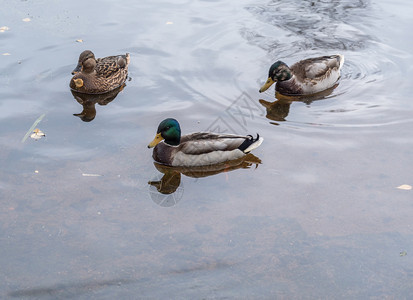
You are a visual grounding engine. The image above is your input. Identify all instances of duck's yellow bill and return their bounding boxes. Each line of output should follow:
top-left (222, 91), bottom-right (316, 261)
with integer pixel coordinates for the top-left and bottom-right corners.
top-left (259, 77), bottom-right (275, 93)
top-left (148, 133), bottom-right (164, 148)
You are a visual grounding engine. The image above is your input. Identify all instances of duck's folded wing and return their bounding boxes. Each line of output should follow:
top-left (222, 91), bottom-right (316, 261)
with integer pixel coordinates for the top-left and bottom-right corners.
top-left (96, 55), bottom-right (128, 78)
top-left (180, 133), bottom-right (247, 155)
top-left (294, 55), bottom-right (341, 80)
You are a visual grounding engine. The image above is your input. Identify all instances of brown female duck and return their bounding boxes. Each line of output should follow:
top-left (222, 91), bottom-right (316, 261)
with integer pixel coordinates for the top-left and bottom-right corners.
top-left (70, 50), bottom-right (130, 94)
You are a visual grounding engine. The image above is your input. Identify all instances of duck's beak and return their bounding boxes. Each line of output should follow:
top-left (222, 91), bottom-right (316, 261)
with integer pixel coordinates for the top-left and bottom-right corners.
top-left (73, 78), bottom-right (84, 88)
top-left (72, 64), bottom-right (82, 75)
top-left (148, 133), bottom-right (164, 148)
top-left (259, 77), bottom-right (275, 93)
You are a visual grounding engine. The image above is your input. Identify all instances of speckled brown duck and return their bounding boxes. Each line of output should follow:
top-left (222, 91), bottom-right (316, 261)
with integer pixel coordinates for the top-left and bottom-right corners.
top-left (70, 50), bottom-right (130, 94)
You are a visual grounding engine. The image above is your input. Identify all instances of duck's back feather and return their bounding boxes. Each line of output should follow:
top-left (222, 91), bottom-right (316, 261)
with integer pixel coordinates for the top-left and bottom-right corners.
top-left (96, 54), bottom-right (130, 78)
top-left (180, 133), bottom-right (248, 154)
top-left (290, 55), bottom-right (343, 81)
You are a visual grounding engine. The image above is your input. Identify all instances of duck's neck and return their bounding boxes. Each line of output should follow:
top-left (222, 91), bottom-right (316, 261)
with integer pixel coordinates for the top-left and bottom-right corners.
top-left (83, 69), bottom-right (96, 76)
top-left (165, 138), bottom-right (180, 146)
top-left (277, 68), bottom-right (293, 82)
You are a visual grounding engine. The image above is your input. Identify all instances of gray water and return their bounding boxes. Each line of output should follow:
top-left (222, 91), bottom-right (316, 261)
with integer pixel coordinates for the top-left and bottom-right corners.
top-left (1, 0), bottom-right (413, 298)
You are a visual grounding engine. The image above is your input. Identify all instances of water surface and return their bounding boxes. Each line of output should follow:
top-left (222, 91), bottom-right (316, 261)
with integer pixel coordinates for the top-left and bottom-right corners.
top-left (1, 0), bottom-right (413, 298)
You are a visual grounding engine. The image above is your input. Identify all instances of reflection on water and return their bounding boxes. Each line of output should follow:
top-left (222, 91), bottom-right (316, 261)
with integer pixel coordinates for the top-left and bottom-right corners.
top-left (259, 98), bottom-right (291, 123)
top-left (148, 154), bottom-right (261, 207)
top-left (259, 84), bottom-right (338, 124)
top-left (71, 84), bottom-right (126, 122)
top-left (148, 171), bottom-right (184, 207)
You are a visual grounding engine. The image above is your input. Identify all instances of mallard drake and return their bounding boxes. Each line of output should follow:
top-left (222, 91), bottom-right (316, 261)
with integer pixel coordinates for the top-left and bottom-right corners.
top-left (259, 54), bottom-right (344, 95)
top-left (70, 50), bottom-right (130, 94)
top-left (147, 118), bottom-right (263, 167)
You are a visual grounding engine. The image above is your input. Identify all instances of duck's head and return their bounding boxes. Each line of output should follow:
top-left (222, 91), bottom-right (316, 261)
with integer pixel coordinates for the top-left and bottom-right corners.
top-left (72, 50), bottom-right (96, 75)
top-left (259, 61), bottom-right (292, 93)
top-left (82, 58), bottom-right (96, 73)
top-left (148, 118), bottom-right (181, 148)
top-left (71, 58), bottom-right (96, 89)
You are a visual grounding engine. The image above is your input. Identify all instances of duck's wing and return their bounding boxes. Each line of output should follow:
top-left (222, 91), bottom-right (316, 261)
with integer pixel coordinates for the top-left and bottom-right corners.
top-left (96, 54), bottom-right (130, 78)
top-left (179, 133), bottom-right (249, 155)
top-left (291, 55), bottom-right (343, 81)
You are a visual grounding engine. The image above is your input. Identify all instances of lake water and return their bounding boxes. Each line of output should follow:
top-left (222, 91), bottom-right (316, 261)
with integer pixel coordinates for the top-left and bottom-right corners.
top-left (1, 0), bottom-right (413, 298)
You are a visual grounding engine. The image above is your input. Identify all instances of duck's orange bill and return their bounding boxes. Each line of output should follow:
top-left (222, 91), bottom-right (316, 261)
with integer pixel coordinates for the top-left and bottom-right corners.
top-left (148, 133), bottom-right (164, 148)
top-left (259, 77), bottom-right (275, 93)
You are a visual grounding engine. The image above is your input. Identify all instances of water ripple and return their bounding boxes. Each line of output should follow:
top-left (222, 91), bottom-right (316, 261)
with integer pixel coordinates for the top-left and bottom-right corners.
top-left (245, 0), bottom-right (376, 53)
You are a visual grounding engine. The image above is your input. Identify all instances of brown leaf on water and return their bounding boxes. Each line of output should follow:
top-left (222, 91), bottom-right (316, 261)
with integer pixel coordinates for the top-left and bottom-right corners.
top-left (76, 39), bottom-right (83, 43)
top-left (22, 113), bottom-right (46, 142)
top-left (396, 184), bottom-right (412, 190)
top-left (30, 128), bottom-right (45, 140)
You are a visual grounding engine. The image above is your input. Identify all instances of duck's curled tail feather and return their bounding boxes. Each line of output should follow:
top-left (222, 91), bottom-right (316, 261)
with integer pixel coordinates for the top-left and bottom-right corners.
top-left (238, 134), bottom-right (264, 153)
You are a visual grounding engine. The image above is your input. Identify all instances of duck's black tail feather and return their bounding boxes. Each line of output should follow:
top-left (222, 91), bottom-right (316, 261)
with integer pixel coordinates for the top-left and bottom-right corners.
top-left (238, 134), bottom-right (264, 153)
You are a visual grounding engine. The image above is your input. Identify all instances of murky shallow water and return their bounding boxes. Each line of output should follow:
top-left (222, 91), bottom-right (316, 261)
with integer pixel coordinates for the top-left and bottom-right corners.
top-left (1, 0), bottom-right (413, 298)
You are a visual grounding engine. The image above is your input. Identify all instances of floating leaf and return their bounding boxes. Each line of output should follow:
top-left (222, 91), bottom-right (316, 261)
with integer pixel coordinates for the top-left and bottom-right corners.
top-left (400, 251), bottom-right (407, 256)
top-left (0, 26), bottom-right (10, 32)
top-left (22, 18), bottom-right (31, 22)
top-left (30, 128), bottom-right (45, 140)
top-left (397, 184), bottom-right (412, 190)
top-left (22, 113), bottom-right (46, 142)
top-left (76, 39), bottom-right (83, 43)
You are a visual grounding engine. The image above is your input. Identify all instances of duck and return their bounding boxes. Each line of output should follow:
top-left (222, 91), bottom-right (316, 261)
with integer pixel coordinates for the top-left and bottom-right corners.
top-left (259, 54), bottom-right (344, 95)
top-left (147, 118), bottom-right (263, 167)
top-left (70, 50), bottom-right (130, 94)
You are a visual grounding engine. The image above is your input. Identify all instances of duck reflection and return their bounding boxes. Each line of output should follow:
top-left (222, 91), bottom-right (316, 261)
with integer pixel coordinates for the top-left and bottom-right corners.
top-left (148, 154), bottom-right (261, 207)
top-left (259, 84), bottom-right (338, 124)
top-left (71, 84), bottom-right (125, 122)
